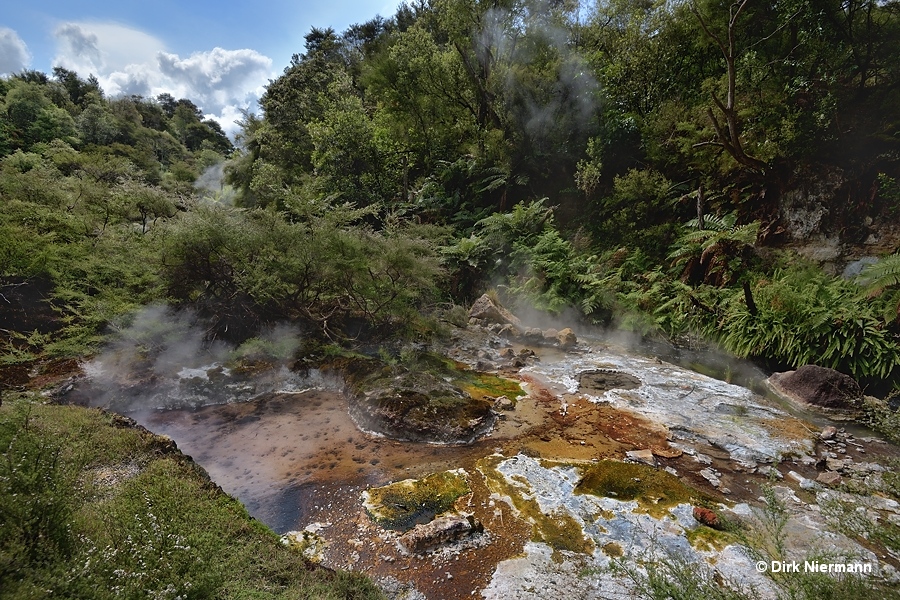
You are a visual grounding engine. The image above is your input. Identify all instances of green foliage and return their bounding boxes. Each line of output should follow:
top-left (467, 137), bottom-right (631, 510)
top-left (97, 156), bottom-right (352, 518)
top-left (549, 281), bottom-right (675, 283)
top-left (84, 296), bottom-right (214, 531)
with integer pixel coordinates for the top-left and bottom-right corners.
top-left (592, 169), bottom-right (681, 258)
top-left (159, 203), bottom-right (445, 338)
top-left (0, 399), bottom-right (386, 599)
top-left (856, 253), bottom-right (900, 322)
top-left (668, 212), bottom-right (761, 286)
top-left (0, 405), bottom-right (74, 579)
top-left (717, 266), bottom-right (900, 381)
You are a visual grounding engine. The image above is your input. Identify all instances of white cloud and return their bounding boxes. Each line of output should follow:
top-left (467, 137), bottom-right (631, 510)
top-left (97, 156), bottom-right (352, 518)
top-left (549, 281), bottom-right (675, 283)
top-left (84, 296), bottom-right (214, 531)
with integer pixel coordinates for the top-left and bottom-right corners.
top-left (0, 27), bottom-right (31, 74)
top-left (52, 21), bottom-right (274, 136)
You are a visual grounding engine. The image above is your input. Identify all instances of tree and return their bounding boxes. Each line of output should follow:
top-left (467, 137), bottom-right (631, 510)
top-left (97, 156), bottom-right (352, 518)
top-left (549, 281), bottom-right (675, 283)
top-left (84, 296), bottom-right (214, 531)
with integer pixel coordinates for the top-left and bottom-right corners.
top-left (690, 0), bottom-right (769, 173)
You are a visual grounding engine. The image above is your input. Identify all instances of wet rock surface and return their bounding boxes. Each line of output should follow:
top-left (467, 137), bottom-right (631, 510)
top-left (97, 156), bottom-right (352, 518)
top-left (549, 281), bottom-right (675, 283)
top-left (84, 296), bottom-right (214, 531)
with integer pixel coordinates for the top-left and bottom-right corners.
top-left (350, 374), bottom-right (496, 444)
top-left (578, 369), bottom-right (641, 393)
top-left (71, 315), bottom-right (900, 599)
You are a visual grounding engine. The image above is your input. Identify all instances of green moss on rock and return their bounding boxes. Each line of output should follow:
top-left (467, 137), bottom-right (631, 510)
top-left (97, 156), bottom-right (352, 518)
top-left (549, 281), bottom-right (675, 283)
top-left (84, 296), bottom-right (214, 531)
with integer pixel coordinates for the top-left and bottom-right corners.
top-left (362, 470), bottom-right (470, 531)
top-left (575, 460), bottom-right (716, 518)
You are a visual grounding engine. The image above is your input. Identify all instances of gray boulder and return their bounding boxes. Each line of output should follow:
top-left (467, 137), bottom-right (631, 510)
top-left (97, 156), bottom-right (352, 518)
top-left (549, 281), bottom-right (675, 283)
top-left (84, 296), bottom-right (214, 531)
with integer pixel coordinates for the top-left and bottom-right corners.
top-left (766, 365), bottom-right (862, 419)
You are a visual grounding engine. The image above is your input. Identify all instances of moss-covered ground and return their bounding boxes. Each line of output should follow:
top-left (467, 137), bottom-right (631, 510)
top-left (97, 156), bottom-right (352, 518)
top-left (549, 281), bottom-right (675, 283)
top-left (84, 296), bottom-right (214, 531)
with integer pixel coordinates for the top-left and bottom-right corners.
top-left (574, 460), bottom-right (718, 518)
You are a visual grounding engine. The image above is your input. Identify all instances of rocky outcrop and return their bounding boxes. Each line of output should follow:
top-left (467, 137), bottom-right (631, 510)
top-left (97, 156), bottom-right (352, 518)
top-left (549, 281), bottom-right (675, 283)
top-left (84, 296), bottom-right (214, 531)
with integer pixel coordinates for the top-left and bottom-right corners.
top-left (350, 371), bottom-right (496, 444)
top-left (469, 294), bottom-right (521, 326)
top-left (399, 514), bottom-right (481, 554)
top-left (334, 356), bottom-right (498, 444)
top-left (766, 365), bottom-right (863, 419)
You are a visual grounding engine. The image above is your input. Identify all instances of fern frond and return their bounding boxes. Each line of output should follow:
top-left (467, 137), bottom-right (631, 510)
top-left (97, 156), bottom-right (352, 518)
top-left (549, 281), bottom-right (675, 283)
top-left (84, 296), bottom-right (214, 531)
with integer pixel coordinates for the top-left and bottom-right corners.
top-left (857, 253), bottom-right (900, 297)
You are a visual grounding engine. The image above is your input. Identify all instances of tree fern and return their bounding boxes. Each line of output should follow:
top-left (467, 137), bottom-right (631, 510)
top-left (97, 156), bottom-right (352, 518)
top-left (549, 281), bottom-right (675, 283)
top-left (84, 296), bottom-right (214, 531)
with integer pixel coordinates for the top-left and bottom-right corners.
top-left (856, 253), bottom-right (900, 322)
top-left (857, 253), bottom-right (900, 297)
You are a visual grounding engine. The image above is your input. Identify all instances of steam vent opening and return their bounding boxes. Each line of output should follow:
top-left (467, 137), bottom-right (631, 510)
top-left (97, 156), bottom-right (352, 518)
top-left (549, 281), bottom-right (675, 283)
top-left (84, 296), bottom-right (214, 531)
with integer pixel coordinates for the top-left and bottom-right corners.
top-left (578, 369), bottom-right (641, 393)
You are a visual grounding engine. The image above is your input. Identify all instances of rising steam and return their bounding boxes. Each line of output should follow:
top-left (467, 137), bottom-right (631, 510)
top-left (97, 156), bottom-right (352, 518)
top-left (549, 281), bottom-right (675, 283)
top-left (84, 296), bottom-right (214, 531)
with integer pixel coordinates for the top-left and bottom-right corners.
top-left (77, 304), bottom-right (316, 413)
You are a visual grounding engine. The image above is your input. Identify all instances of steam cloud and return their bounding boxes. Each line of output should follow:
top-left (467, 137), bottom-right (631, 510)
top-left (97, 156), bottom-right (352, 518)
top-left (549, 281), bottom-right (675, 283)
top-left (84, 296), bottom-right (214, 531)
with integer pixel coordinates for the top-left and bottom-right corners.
top-left (477, 4), bottom-right (600, 150)
top-left (79, 304), bottom-right (308, 414)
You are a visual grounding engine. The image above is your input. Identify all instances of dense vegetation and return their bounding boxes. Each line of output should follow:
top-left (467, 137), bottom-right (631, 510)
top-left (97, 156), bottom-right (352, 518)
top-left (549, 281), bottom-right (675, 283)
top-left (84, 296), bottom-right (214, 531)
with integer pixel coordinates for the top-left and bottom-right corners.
top-left (2, 1), bottom-right (900, 388)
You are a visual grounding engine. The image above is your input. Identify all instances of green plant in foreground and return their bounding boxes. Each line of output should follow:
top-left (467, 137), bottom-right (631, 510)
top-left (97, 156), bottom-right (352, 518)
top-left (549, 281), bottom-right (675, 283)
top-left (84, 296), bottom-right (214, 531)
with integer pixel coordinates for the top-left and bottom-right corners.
top-left (608, 482), bottom-right (900, 600)
top-left (0, 398), bottom-right (385, 600)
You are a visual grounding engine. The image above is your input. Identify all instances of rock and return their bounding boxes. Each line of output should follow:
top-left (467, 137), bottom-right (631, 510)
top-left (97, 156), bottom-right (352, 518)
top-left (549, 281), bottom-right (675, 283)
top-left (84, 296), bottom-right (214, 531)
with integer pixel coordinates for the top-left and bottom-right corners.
top-left (557, 328), bottom-right (577, 349)
top-left (692, 506), bottom-right (724, 530)
top-left (344, 364), bottom-right (496, 444)
top-left (497, 324), bottom-right (521, 339)
top-left (651, 445), bottom-right (683, 459)
top-left (493, 397), bottom-right (515, 411)
top-left (788, 471), bottom-right (815, 490)
top-left (499, 347), bottom-right (516, 359)
top-left (468, 294), bottom-right (521, 327)
top-left (766, 365), bottom-right (862, 418)
top-left (699, 468), bottom-right (721, 488)
top-left (398, 514), bottom-right (479, 554)
top-left (816, 471), bottom-right (841, 486)
top-left (825, 457), bottom-right (846, 471)
top-left (819, 426), bottom-right (838, 440)
top-left (542, 328), bottom-right (559, 340)
top-left (625, 449), bottom-right (656, 466)
top-left (522, 327), bottom-right (544, 343)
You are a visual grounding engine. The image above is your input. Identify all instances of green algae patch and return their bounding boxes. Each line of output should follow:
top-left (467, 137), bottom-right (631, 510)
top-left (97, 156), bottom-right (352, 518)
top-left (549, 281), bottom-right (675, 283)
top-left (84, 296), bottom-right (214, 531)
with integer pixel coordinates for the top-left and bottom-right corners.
top-left (398, 350), bottom-right (524, 404)
top-left (477, 455), bottom-right (594, 560)
top-left (686, 525), bottom-right (737, 552)
top-left (362, 470), bottom-right (470, 531)
top-left (458, 371), bottom-right (524, 404)
top-left (575, 460), bottom-right (715, 518)
top-left (539, 510), bottom-right (595, 560)
top-left (601, 541), bottom-right (624, 558)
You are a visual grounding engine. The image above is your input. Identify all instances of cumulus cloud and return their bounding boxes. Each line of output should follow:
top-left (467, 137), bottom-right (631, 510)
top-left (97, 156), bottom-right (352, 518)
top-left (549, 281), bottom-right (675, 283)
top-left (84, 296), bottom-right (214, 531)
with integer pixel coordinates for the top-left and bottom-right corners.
top-left (0, 27), bottom-right (31, 74)
top-left (52, 21), bottom-right (274, 136)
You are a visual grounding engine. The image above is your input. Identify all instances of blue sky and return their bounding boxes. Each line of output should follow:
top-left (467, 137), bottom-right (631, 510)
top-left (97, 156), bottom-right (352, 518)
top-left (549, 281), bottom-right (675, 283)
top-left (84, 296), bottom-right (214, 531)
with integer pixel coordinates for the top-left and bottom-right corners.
top-left (0, 1), bottom-right (400, 132)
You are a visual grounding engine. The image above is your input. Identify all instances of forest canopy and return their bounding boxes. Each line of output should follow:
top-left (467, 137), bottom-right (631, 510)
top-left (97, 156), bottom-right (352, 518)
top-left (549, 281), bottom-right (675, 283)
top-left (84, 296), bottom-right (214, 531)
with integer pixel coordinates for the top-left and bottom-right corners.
top-left (2, 0), bottom-right (900, 390)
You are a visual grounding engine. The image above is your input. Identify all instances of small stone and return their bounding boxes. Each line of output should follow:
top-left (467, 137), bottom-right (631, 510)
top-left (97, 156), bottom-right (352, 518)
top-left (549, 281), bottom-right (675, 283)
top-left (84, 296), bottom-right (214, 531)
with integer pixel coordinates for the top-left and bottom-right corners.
top-left (692, 506), bottom-right (724, 530)
top-left (700, 468), bottom-right (721, 488)
top-left (694, 453), bottom-right (713, 465)
top-left (819, 426), bottom-right (837, 440)
top-left (825, 457), bottom-right (845, 471)
top-left (816, 471), bottom-right (841, 486)
top-left (625, 449), bottom-right (657, 466)
top-left (493, 397), bottom-right (515, 411)
top-left (651, 446), bottom-right (683, 459)
top-left (398, 514), bottom-right (478, 554)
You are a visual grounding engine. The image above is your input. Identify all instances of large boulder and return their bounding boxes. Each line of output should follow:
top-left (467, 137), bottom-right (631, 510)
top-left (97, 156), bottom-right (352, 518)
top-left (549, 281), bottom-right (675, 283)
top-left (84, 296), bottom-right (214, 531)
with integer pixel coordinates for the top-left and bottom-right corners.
top-left (334, 356), bottom-right (498, 444)
top-left (468, 294), bottom-right (521, 327)
top-left (766, 365), bottom-right (862, 419)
